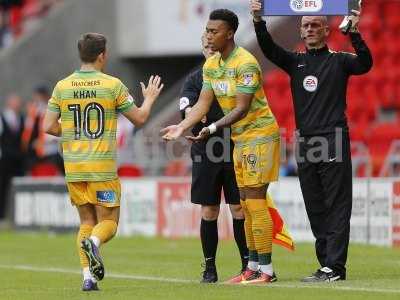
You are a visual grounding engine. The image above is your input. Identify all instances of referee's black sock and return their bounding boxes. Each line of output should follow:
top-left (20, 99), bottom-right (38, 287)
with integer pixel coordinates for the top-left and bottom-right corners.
top-left (233, 218), bottom-right (249, 270)
top-left (200, 219), bottom-right (218, 269)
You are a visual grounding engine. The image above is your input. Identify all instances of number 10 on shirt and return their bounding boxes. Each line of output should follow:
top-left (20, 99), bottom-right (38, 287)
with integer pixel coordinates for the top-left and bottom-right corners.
top-left (68, 102), bottom-right (105, 140)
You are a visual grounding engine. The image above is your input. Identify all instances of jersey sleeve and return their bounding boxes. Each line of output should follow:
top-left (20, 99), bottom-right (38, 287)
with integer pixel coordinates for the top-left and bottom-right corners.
top-left (179, 69), bottom-right (202, 119)
top-left (115, 80), bottom-right (136, 113)
top-left (47, 83), bottom-right (61, 113)
top-left (236, 59), bottom-right (261, 94)
top-left (180, 70), bottom-right (202, 107)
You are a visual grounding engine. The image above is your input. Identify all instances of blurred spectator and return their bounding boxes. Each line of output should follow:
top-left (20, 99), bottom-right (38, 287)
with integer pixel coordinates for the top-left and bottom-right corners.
top-left (0, 93), bottom-right (25, 220)
top-left (116, 113), bottom-right (135, 166)
top-left (23, 0), bottom-right (60, 31)
top-left (22, 85), bottom-right (63, 174)
top-left (391, 162), bottom-right (400, 177)
top-left (0, 0), bottom-right (23, 38)
top-left (0, 0), bottom-right (60, 49)
top-left (280, 146), bottom-right (297, 177)
top-left (0, 7), bottom-right (12, 47)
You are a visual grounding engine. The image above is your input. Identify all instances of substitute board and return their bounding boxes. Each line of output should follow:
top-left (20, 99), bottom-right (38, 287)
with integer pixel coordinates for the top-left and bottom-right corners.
top-left (261, 0), bottom-right (357, 16)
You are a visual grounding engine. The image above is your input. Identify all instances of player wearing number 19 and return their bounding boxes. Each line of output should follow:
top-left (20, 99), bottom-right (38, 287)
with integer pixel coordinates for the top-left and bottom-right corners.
top-left (43, 32), bottom-right (164, 291)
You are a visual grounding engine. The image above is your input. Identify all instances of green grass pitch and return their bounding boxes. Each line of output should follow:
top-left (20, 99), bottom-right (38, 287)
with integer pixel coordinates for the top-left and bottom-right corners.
top-left (0, 232), bottom-right (399, 300)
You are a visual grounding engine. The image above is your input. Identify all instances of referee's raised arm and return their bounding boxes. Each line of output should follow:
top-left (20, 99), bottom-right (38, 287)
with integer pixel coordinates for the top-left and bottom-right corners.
top-left (336, 9), bottom-right (373, 75)
top-left (250, 0), bottom-right (297, 73)
top-left (345, 33), bottom-right (373, 75)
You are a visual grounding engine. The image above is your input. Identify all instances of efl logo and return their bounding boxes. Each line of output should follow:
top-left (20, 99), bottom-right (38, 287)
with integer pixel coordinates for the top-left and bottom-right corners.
top-left (303, 75), bottom-right (318, 92)
top-left (290, 0), bottom-right (323, 13)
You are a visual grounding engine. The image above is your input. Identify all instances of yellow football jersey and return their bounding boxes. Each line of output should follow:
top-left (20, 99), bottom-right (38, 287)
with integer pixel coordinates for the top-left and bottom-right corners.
top-left (47, 70), bottom-right (135, 182)
top-left (202, 46), bottom-right (279, 144)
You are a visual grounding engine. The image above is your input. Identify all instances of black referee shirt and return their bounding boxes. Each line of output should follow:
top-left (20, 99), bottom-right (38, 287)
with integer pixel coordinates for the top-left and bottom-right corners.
top-left (179, 66), bottom-right (234, 156)
top-left (254, 20), bottom-right (373, 136)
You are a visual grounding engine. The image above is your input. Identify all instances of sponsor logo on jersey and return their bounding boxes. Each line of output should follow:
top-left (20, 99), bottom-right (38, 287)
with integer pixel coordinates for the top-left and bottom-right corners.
top-left (290, 0), bottom-right (323, 13)
top-left (226, 68), bottom-right (235, 77)
top-left (214, 81), bottom-right (228, 94)
top-left (303, 75), bottom-right (318, 92)
top-left (97, 191), bottom-right (116, 203)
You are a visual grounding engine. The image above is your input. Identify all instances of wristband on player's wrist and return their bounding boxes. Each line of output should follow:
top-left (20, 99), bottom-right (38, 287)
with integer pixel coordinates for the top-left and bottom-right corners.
top-left (208, 123), bottom-right (217, 134)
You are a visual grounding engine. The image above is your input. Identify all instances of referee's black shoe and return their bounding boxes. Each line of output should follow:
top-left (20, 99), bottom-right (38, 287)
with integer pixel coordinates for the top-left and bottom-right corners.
top-left (201, 264), bottom-right (218, 283)
top-left (301, 267), bottom-right (345, 283)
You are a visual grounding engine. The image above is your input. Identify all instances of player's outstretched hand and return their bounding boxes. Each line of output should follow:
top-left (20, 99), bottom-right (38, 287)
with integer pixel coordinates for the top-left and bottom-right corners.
top-left (161, 124), bottom-right (184, 141)
top-left (250, 0), bottom-right (262, 22)
top-left (141, 75), bottom-right (164, 102)
top-left (185, 127), bottom-right (210, 142)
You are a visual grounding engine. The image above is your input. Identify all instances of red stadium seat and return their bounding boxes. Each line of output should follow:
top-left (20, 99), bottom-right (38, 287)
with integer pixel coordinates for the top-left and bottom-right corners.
top-left (163, 160), bottom-right (190, 177)
top-left (118, 164), bottom-right (144, 177)
top-left (30, 163), bottom-right (60, 177)
top-left (349, 123), bottom-right (367, 142)
top-left (281, 117), bottom-right (296, 143)
top-left (367, 123), bottom-right (400, 176)
top-left (384, 3), bottom-right (400, 30)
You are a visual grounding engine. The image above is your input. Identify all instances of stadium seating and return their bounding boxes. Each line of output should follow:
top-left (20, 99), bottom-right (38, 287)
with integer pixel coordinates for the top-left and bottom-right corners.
top-left (118, 164), bottom-right (144, 178)
top-left (30, 162), bottom-right (60, 177)
top-left (0, 0), bottom-right (60, 48)
top-left (263, 0), bottom-right (400, 176)
top-left (163, 159), bottom-right (190, 177)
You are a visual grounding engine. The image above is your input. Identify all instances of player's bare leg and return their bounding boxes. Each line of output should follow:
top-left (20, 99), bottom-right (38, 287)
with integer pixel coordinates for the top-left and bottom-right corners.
top-left (81, 206), bottom-right (120, 281)
top-left (200, 205), bottom-right (220, 283)
top-left (76, 204), bottom-right (99, 291)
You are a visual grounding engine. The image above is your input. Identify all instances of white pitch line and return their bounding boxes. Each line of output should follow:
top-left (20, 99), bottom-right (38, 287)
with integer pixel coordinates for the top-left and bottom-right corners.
top-left (0, 264), bottom-right (194, 284)
top-left (0, 264), bottom-right (399, 294)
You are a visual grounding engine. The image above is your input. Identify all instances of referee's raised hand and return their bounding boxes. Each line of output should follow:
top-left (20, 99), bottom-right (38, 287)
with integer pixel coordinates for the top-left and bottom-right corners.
top-left (250, 0), bottom-right (263, 22)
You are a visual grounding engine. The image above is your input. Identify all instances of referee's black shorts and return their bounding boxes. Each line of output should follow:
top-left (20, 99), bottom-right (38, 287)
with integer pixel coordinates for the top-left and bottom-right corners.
top-left (190, 153), bottom-right (240, 206)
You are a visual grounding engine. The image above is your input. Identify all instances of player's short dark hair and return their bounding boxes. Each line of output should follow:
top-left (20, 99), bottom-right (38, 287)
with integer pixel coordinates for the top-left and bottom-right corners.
top-left (78, 33), bottom-right (107, 63)
top-left (209, 9), bottom-right (239, 33)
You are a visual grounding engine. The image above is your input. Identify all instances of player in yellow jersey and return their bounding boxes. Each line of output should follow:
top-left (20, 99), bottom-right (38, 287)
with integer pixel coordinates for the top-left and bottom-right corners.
top-left (162, 9), bottom-right (283, 284)
top-left (43, 33), bottom-right (164, 291)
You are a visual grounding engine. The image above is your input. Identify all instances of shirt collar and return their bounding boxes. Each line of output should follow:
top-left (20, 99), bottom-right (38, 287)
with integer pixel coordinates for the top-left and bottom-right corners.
top-left (306, 45), bottom-right (329, 56)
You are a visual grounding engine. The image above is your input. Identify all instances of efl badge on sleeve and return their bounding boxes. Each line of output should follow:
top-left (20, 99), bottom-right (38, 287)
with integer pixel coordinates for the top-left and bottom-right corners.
top-left (261, 0), bottom-right (352, 16)
top-left (244, 73), bottom-right (254, 86)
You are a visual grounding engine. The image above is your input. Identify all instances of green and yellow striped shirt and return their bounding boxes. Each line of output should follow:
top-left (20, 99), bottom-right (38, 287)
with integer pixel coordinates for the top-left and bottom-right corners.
top-left (47, 70), bottom-right (135, 182)
top-left (202, 47), bottom-right (279, 144)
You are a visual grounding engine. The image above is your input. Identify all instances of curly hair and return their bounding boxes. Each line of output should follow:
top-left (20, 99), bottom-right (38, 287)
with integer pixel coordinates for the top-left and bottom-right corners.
top-left (209, 9), bottom-right (239, 33)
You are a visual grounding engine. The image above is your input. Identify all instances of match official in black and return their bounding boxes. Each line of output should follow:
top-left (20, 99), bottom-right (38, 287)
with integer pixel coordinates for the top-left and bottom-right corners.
top-left (179, 35), bottom-right (248, 283)
top-left (250, 0), bottom-right (372, 282)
